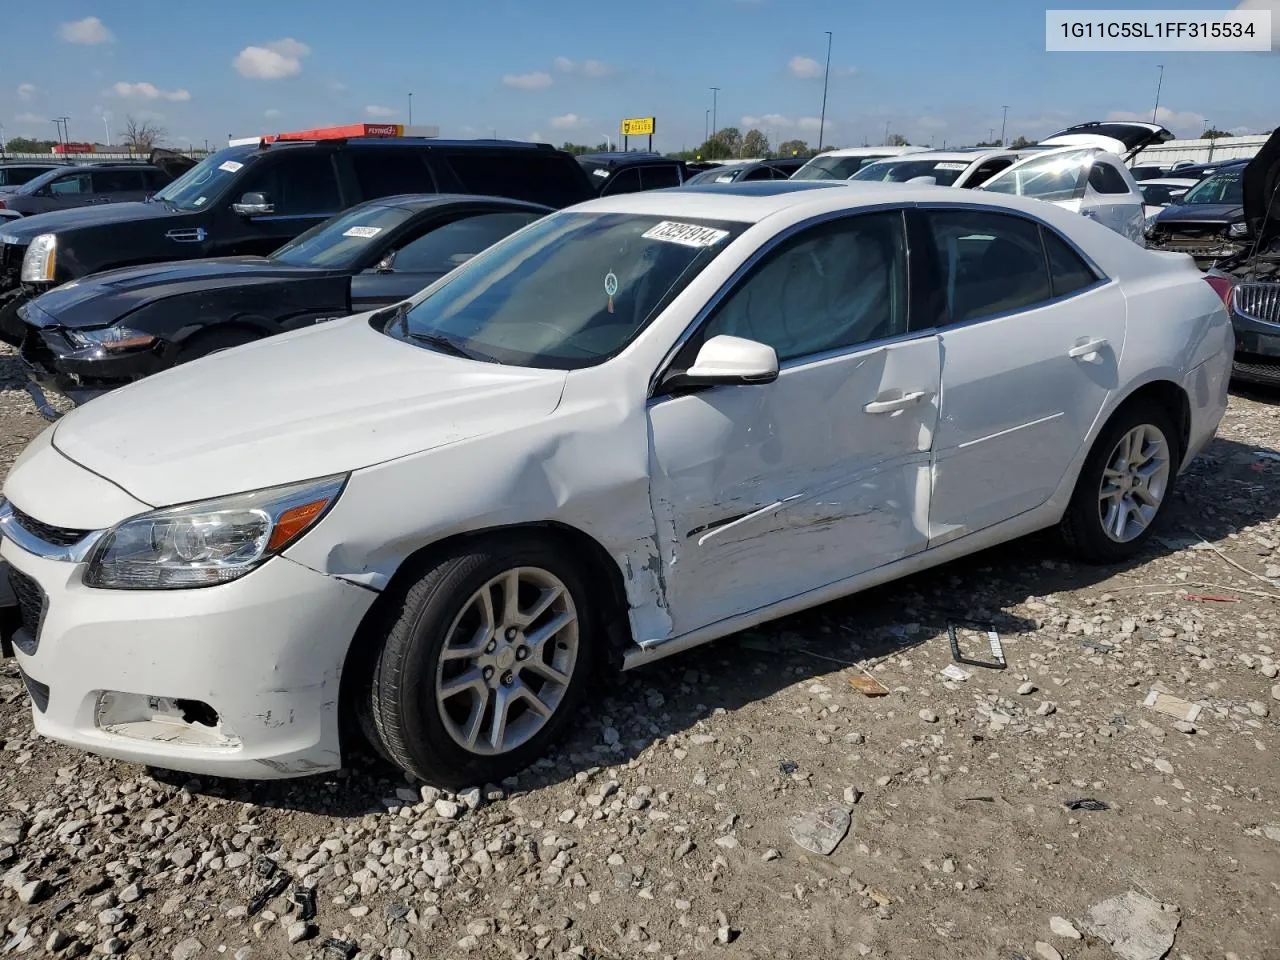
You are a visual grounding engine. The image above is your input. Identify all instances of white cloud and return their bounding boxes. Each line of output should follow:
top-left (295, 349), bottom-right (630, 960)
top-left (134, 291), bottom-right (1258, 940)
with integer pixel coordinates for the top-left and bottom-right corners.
top-left (502, 71), bottom-right (553, 90)
top-left (1235, 0), bottom-right (1280, 50)
top-left (329, 81), bottom-right (346, 92)
top-left (233, 38), bottom-right (311, 80)
top-left (554, 57), bottom-right (612, 78)
top-left (264, 108), bottom-right (282, 119)
top-left (14, 112), bottom-right (45, 125)
top-left (1107, 106), bottom-right (1206, 137)
top-left (788, 56), bottom-right (823, 79)
top-left (530, 131), bottom-right (545, 141)
top-left (742, 113), bottom-right (793, 128)
top-left (17, 84), bottom-right (36, 101)
top-left (111, 81), bottom-right (191, 102)
top-left (59, 17), bottom-right (114, 45)
top-left (550, 113), bottom-right (585, 130)
top-left (365, 105), bottom-right (396, 118)
top-left (795, 116), bottom-right (825, 132)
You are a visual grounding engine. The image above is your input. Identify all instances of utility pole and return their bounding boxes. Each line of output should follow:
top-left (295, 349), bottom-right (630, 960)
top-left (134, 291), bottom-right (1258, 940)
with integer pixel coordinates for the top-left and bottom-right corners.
top-left (817, 31), bottom-right (832, 153)
top-left (883, 120), bottom-right (890, 146)
top-left (1000, 105), bottom-right (1009, 146)
top-left (0, 124), bottom-right (6, 158)
top-left (103, 114), bottom-right (111, 147)
top-left (1151, 64), bottom-right (1164, 124)
top-left (704, 110), bottom-right (709, 145)
top-left (988, 127), bottom-right (994, 144)
top-left (710, 87), bottom-right (720, 144)
top-left (408, 92), bottom-right (413, 126)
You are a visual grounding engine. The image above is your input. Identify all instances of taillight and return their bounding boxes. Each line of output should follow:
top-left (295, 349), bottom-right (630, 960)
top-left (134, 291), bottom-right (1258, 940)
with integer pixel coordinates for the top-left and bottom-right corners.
top-left (1204, 274), bottom-right (1234, 310)
top-left (0, 200), bottom-right (7, 210)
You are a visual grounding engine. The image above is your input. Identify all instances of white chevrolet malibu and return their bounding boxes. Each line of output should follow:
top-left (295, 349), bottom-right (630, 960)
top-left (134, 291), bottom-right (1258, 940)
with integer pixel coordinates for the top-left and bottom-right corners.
top-left (0, 181), bottom-right (1232, 786)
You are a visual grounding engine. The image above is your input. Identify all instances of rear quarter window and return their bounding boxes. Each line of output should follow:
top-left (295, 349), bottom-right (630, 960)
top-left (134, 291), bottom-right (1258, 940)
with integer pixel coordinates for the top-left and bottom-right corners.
top-left (443, 152), bottom-right (590, 208)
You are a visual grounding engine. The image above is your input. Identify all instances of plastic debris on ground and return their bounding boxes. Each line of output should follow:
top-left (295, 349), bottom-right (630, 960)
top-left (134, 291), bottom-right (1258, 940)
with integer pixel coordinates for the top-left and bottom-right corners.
top-left (948, 622), bottom-right (1007, 670)
top-left (1143, 685), bottom-right (1203, 723)
top-left (941, 664), bottom-right (972, 682)
top-left (1062, 797), bottom-right (1110, 812)
top-left (849, 673), bottom-right (890, 697)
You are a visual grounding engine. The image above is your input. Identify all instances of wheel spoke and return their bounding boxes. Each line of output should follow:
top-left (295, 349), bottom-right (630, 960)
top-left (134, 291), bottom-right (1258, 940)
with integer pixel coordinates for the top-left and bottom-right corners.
top-left (488, 684), bottom-right (515, 751)
top-left (515, 681), bottom-right (554, 718)
top-left (518, 584), bottom-right (564, 628)
top-left (460, 693), bottom-right (488, 748)
top-left (438, 667), bottom-right (486, 702)
top-left (501, 569), bottom-right (521, 625)
top-left (525, 610), bottom-right (576, 650)
top-left (1111, 498), bottom-right (1130, 539)
top-left (522, 658), bottom-right (571, 687)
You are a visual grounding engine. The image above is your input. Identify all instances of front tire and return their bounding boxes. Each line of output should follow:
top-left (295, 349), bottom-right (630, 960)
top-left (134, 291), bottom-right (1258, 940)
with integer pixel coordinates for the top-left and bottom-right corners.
top-left (361, 535), bottom-right (597, 787)
top-left (1060, 401), bottom-right (1181, 563)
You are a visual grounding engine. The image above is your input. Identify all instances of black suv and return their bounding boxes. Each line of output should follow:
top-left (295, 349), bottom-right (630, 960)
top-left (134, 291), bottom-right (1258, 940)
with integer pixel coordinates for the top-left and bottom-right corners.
top-left (0, 162), bottom-right (65, 192)
top-left (0, 137), bottom-right (595, 345)
top-left (0, 162), bottom-right (176, 219)
top-left (576, 152), bottom-right (688, 195)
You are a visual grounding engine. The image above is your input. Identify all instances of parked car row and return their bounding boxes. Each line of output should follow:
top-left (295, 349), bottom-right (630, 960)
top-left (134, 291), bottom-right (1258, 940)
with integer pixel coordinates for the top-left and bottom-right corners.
top-left (0, 173), bottom-right (1235, 784)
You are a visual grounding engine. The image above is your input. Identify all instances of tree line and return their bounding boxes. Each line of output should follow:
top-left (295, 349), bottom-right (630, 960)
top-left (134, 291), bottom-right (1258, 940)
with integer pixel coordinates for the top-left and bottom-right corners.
top-left (2, 117), bottom-right (168, 154)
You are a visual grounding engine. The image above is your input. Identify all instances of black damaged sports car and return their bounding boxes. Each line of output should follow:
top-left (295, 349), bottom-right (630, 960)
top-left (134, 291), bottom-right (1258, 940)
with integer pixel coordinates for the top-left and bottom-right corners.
top-left (19, 194), bottom-right (548, 405)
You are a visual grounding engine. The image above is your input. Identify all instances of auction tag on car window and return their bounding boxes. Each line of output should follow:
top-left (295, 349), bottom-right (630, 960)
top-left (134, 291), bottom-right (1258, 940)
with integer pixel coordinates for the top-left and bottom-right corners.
top-left (343, 226), bottom-right (382, 239)
top-left (219, 160), bottom-right (244, 173)
top-left (642, 220), bottom-right (730, 248)
top-left (934, 162), bottom-right (968, 171)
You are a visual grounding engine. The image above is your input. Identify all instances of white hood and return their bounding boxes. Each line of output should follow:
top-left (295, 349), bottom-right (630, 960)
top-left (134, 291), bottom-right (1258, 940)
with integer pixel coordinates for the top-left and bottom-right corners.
top-left (51, 316), bottom-right (568, 506)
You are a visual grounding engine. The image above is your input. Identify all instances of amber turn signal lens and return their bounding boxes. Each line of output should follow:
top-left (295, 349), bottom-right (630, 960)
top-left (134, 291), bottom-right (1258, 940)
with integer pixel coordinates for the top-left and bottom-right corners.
top-left (267, 499), bottom-right (330, 552)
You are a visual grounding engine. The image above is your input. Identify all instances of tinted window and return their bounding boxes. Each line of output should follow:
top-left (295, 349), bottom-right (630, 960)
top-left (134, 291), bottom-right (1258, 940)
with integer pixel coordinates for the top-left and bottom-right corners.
top-left (1042, 228), bottom-right (1099, 298)
top-left (700, 212), bottom-right (908, 362)
top-left (927, 210), bottom-right (1051, 324)
top-left (445, 153), bottom-right (587, 208)
top-left (92, 169), bottom-right (147, 193)
top-left (392, 211), bottom-right (542, 273)
top-left (142, 169), bottom-right (171, 191)
top-left (49, 173), bottom-right (91, 196)
top-left (350, 149), bottom-right (434, 200)
top-left (239, 154), bottom-right (341, 216)
top-left (600, 168), bottom-right (643, 196)
top-left (966, 157), bottom-right (1014, 187)
top-left (742, 166), bottom-right (775, 182)
top-left (0, 167), bottom-right (53, 187)
top-left (641, 165), bottom-right (682, 190)
top-left (394, 212), bottom-right (746, 369)
top-left (1089, 162), bottom-right (1132, 195)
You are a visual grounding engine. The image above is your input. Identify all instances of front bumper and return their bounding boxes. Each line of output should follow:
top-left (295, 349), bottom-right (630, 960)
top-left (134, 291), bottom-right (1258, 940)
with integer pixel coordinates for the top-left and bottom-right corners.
top-left (0, 537), bottom-right (377, 779)
top-left (20, 323), bottom-right (170, 402)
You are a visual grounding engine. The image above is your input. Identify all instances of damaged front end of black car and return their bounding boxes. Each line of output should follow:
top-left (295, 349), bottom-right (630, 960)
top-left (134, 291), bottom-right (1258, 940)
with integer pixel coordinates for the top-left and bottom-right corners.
top-left (1205, 127), bottom-right (1280, 388)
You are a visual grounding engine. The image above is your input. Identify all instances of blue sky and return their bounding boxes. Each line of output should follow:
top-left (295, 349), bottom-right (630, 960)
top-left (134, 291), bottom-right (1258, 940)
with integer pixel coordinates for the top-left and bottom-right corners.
top-left (2, 1), bottom-right (1276, 153)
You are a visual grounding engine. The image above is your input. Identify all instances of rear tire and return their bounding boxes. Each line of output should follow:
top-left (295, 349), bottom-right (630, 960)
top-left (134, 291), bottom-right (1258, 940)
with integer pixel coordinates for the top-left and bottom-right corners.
top-left (360, 535), bottom-right (598, 787)
top-left (1060, 400), bottom-right (1181, 564)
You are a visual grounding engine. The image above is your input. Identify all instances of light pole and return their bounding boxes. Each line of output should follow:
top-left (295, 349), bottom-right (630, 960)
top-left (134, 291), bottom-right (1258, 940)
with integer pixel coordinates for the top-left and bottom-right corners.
top-left (710, 87), bottom-right (720, 144)
top-left (408, 92), bottom-right (413, 126)
top-left (704, 110), bottom-right (709, 145)
top-left (1151, 64), bottom-right (1164, 124)
top-left (103, 114), bottom-right (111, 147)
top-left (0, 124), bottom-right (6, 158)
top-left (817, 31), bottom-right (832, 153)
top-left (883, 119), bottom-right (890, 146)
top-left (1000, 105), bottom-right (1009, 146)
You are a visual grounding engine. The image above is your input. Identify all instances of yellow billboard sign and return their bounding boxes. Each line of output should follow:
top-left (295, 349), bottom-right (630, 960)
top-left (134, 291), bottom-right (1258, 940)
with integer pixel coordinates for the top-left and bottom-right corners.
top-left (621, 116), bottom-right (656, 136)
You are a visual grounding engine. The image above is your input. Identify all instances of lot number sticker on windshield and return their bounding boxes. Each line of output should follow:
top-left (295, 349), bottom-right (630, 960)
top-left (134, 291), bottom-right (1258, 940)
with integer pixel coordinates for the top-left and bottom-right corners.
top-left (935, 162), bottom-right (968, 171)
top-left (642, 221), bottom-right (730, 248)
top-left (343, 226), bottom-right (383, 239)
top-left (218, 160), bottom-right (244, 173)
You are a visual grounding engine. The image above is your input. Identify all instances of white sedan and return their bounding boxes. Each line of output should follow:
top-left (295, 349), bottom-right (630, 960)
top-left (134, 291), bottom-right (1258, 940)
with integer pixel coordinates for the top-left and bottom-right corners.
top-left (0, 180), bottom-right (1233, 785)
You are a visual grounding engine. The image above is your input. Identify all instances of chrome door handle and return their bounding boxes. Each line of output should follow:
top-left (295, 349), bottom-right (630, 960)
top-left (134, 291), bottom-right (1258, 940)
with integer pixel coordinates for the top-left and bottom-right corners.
top-left (1068, 338), bottom-right (1109, 360)
top-left (863, 390), bottom-right (927, 414)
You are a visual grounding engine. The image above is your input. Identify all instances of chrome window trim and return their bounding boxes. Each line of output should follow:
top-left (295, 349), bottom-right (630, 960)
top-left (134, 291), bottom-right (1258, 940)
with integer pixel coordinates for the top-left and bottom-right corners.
top-left (0, 501), bottom-right (106, 563)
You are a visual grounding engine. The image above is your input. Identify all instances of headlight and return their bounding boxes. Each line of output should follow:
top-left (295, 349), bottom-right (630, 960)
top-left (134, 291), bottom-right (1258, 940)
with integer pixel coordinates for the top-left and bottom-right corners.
top-left (84, 475), bottom-right (347, 590)
top-left (66, 326), bottom-right (157, 352)
top-left (20, 234), bottom-right (57, 282)
top-left (1228, 222), bottom-right (1249, 239)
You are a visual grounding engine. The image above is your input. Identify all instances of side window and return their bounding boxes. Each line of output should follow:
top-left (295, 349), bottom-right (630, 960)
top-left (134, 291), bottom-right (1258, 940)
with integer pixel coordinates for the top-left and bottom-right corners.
top-left (443, 153), bottom-right (587, 208)
top-left (238, 154), bottom-right (341, 216)
top-left (1089, 162), bottom-right (1132, 195)
top-left (143, 169), bottom-right (171, 191)
top-left (1041, 228), bottom-right (1100, 298)
top-left (390, 211), bottom-right (541, 273)
top-left (742, 166), bottom-right (775, 182)
top-left (350, 150), bottom-right (434, 200)
top-left (965, 157), bottom-right (1014, 188)
top-left (49, 173), bottom-right (91, 196)
top-left (640, 165), bottom-right (681, 190)
top-left (600, 168), bottom-right (643, 196)
top-left (698, 211), bottom-right (908, 363)
top-left (92, 170), bottom-right (147, 193)
top-left (926, 210), bottom-right (1052, 324)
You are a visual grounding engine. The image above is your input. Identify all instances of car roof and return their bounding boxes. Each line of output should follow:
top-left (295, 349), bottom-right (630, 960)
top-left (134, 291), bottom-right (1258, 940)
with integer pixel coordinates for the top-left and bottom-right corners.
top-left (1140, 177), bottom-right (1200, 187)
top-left (576, 152), bottom-right (677, 167)
top-left (355, 193), bottom-right (554, 215)
top-left (862, 150), bottom-right (1010, 164)
top-left (253, 137), bottom-right (563, 154)
top-left (812, 146), bottom-right (925, 157)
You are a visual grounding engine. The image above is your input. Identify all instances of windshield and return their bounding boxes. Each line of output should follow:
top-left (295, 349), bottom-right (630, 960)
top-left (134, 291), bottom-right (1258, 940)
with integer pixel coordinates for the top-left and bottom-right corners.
top-left (389, 211), bottom-right (747, 369)
top-left (792, 155), bottom-right (890, 181)
top-left (151, 148), bottom-right (252, 211)
top-left (979, 149), bottom-right (1091, 202)
top-left (687, 167), bottom-right (742, 184)
top-left (272, 204), bottom-right (413, 268)
top-left (14, 167), bottom-right (72, 196)
top-left (1178, 169), bottom-right (1243, 206)
top-left (852, 159), bottom-right (969, 186)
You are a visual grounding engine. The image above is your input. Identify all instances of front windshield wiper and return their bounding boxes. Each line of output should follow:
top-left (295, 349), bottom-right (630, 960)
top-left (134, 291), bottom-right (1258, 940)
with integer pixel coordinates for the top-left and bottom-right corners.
top-left (404, 331), bottom-right (496, 363)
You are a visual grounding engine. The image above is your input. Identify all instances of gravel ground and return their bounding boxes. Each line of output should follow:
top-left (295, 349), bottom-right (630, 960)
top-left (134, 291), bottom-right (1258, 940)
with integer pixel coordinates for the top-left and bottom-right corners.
top-left (0, 346), bottom-right (1278, 960)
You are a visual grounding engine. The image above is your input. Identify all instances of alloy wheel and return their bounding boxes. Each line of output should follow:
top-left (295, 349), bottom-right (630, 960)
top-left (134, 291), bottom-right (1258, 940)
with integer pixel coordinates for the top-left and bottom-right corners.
top-left (1098, 423), bottom-right (1171, 543)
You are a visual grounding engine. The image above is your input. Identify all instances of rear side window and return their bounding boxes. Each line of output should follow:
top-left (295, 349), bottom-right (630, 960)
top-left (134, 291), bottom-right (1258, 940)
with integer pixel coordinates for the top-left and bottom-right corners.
top-left (600, 168), bottom-right (643, 196)
top-left (1089, 162), bottom-right (1132, 195)
top-left (350, 150), bottom-right (434, 200)
top-left (49, 173), bottom-right (91, 195)
top-left (742, 166), bottom-right (775, 182)
top-left (926, 210), bottom-right (1052, 324)
top-left (641, 165), bottom-right (681, 190)
top-left (92, 170), bottom-right (147, 193)
top-left (391, 211), bottom-right (542, 273)
top-left (966, 157), bottom-right (1014, 187)
top-left (1041, 228), bottom-right (1099, 298)
top-left (443, 153), bottom-right (588, 208)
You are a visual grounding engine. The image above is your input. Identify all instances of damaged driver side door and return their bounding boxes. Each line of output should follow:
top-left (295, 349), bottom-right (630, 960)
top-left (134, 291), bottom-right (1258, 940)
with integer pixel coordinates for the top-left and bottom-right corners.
top-left (646, 210), bottom-right (941, 638)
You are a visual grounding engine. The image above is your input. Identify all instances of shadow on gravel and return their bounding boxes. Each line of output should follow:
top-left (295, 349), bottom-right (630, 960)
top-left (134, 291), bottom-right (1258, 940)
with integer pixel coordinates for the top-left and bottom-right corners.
top-left (151, 435), bottom-right (1280, 813)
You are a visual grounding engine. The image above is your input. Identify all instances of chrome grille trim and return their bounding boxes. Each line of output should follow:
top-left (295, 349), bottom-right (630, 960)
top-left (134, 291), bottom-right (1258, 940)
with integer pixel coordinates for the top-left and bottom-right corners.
top-left (0, 500), bottom-right (106, 562)
top-left (1233, 282), bottom-right (1280, 326)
